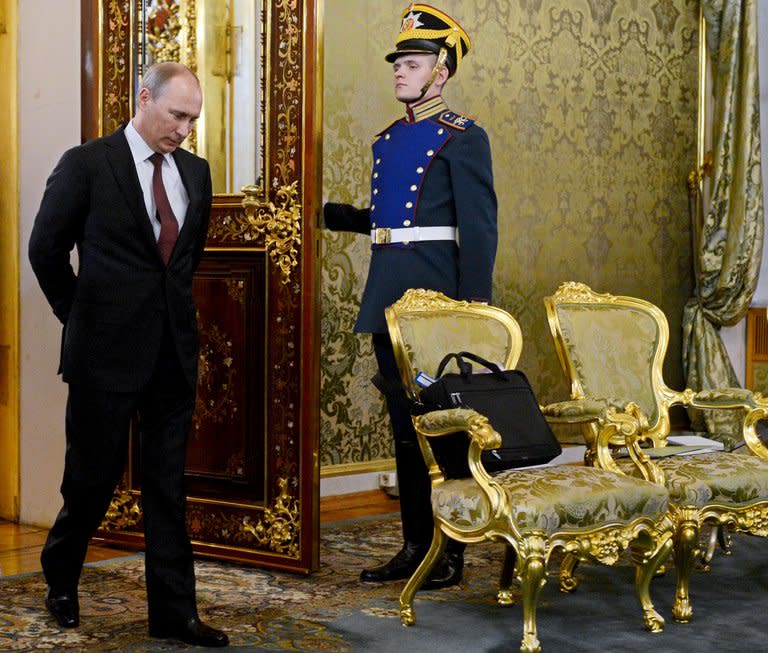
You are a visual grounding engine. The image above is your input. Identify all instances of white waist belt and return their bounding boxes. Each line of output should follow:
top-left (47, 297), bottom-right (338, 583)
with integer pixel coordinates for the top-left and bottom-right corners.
top-left (370, 226), bottom-right (457, 245)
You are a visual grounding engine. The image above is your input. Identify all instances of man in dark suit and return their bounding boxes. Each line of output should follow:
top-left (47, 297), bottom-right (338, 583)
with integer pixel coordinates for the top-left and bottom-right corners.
top-left (324, 5), bottom-right (497, 589)
top-left (28, 62), bottom-right (228, 647)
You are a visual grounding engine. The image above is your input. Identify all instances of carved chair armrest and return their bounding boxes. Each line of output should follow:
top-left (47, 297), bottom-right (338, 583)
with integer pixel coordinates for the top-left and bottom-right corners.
top-left (591, 403), bottom-right (666, 486)
top-left (541, 396), bottom-right (643, 465)
top-left (412, 407), bottom-right (501, 487)
top-left (741, 403), bottom-right (768, 460)
top-left (541, 397), bottom-right (625, 424)
top-left (690, 387), bottom-right (758, 407)
top-left (687, 389), bottom-right (768, 460)
top-left (653, 386), bottom-right (758, 421)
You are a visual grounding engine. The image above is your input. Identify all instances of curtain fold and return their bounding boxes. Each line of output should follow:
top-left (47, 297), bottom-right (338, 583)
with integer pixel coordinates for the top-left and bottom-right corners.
top-left (682, 0), bottom-right (763, 442)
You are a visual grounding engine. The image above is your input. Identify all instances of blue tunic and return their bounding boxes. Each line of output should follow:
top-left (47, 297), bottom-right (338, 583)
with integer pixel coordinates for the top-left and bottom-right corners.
top-left (368, 118), bottom-right (452, 242)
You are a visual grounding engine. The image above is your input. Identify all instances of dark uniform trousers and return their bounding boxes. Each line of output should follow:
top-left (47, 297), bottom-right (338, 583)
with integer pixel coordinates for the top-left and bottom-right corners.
top-left (373, 332), bottom-right (464, 557)
top-left (41, 322), bottom-right (198, 626)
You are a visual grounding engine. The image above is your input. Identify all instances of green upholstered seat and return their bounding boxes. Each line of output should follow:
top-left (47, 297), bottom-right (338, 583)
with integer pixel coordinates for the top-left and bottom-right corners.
top-left (433, 464), bottom-right (668, 537)
top-left (617, 452), bottom-right (768, 507)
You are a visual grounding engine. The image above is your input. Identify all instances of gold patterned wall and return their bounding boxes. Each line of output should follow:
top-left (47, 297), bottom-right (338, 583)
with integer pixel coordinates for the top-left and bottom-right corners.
top-left (321, 0), bottom-right (699, 467)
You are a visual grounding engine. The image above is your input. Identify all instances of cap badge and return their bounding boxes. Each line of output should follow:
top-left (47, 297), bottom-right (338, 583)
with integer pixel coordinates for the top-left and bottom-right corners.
top-left (401, 10), bottom-right (424, 32)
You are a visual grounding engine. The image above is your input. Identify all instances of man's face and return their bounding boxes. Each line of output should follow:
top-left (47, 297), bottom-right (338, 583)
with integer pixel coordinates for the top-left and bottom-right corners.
top-left (392, 53), bottom-right (439, 103)
top-left (135, 72), bottom-right (202, 154)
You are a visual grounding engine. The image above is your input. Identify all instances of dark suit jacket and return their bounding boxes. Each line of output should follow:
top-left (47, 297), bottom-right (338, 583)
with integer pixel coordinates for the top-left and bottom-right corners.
top-left (29, 126), bottom-right (212, 392)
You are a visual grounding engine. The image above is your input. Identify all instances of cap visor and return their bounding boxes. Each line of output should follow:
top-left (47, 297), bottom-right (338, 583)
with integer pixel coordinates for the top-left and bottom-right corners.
top-left (385, 48), bottom-right (439, 63)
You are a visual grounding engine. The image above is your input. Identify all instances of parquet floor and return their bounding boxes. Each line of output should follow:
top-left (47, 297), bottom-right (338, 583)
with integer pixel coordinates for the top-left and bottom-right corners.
top-left (0, 489), bottom-right (398, 577)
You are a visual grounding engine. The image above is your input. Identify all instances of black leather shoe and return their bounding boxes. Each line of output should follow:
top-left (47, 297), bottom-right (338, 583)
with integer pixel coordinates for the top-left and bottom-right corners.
top-left (149, 617), bottom-right (229, 647)
top-left (45, 589), bottom-right (79, 628)
top-left (421, 551), bottom-right (463, 590)
top-left (360, 542), bottom-right (428, 582)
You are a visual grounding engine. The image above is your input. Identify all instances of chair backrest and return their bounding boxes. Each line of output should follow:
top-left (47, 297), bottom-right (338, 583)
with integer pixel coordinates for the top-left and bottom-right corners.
top-left (544, 282), bottom-right (673, 441)
top-left (385, 289), bottom-right (523, 401)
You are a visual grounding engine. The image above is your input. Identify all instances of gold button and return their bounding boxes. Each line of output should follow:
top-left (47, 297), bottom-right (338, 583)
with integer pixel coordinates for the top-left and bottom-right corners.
top-left (373, 188), bottom-right (378, 195)
top-left (427, 149), bottom-right (434, 156)
top-left (373, 172), bottom-right (379, 179)
top-left (405, 201), bottom-right (413, 209)
top-left (385, 134), bottom-right (391, 140)
top-left (371, 204), bottom-right (376, 211)
top-left (438, 128), bottom-right (444, 135)
top-left (410, 184), bottom-right (417, 191)
top-left (376, 158), bottom-right (381, 165)
top-left (417, 166), bottom-right (424, 173)
top-left (372, 222), bottom-right (377, 227)
top-left (403, 219), bottom-right (411, 226)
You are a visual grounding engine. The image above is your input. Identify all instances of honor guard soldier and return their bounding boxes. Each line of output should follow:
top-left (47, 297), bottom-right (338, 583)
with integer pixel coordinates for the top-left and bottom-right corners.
top-left (324, 4), bottom-right (498, 588)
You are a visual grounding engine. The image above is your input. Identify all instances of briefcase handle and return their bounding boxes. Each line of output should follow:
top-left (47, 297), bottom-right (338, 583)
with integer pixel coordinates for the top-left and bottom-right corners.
top-left (435, 351), bottom-right (509, 382)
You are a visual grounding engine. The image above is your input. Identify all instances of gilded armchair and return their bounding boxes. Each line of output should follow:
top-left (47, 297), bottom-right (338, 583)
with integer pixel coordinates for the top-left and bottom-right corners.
top-left (387, 289), bottom-right (674, 653)
top-left (544, 281), bottom-right (768, 623)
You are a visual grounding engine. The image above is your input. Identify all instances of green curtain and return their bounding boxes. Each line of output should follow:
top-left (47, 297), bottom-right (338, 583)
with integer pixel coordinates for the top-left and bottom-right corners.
top-left (682, 0), bottom-right (764, 442)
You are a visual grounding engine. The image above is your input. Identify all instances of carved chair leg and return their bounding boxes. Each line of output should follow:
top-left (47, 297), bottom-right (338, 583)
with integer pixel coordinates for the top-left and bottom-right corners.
top-left (698, 523), bottom-right (732, 570)
top-left (497, 543), bottom-right (518, 606)
top-left (697, 524), bottom-right (718, 570)
top-left (399, 526), bottom-right (446, 626)
top-left (717, 523), bottom-right (732, 554)
top-left (631, 530), bottom-right (672, 633)
top-left (558, 552), bottom-right (580, 593)
top-left (671, 511), bottom-right (700, 623)
top-left (518, 536), bottom-right (547, 653)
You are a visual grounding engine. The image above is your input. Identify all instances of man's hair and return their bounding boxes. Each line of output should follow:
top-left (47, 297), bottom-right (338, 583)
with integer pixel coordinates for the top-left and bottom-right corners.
top-left (140, 62), bottom-right (199, 98)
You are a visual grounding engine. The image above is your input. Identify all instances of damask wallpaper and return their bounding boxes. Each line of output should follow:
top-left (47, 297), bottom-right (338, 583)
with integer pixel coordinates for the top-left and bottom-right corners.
top-left (320, 0), bottom-right (699, 469)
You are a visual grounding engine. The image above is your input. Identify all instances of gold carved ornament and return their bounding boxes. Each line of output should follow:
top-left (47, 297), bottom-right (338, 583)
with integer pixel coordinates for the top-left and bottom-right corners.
top-left (145, 0), bottom-right (182, 63)
top-left (242, 182), bottom-right (302, 285)
top-left (240, 477), bottom-right (301, 557)
top-left (100, 485), bottom-right (142, 531)
top-left (102, 476), bottom-right (301, 558)
top-left (103, 0), bottom-right (132, 135)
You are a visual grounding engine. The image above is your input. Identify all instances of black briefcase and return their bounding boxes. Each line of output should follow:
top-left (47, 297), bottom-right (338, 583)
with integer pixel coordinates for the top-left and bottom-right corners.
top-left (417, 351), bottom-right (562, 473)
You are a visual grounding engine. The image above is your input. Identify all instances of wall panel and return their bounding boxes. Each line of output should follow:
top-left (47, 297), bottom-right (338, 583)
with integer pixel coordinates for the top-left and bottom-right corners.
top-left (321, 0), bottom-right (698, 467)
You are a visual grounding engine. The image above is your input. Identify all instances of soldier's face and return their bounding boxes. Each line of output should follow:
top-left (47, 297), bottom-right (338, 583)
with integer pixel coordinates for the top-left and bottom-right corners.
top-left (392, 53), bottom-right (441, 103)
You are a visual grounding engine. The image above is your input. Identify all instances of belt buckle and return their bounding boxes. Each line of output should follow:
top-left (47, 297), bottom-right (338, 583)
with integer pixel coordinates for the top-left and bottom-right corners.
top-left (373, 227), bottom-right (391, 245)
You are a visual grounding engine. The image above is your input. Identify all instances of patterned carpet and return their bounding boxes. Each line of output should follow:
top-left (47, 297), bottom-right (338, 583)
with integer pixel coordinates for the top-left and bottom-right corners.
top-left (1, 515), bottom-right (767, 652)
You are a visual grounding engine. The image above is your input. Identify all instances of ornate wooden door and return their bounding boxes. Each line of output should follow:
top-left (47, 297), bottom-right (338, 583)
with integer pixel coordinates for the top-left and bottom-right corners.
top-left (81, 0), bottom-right (321, 573)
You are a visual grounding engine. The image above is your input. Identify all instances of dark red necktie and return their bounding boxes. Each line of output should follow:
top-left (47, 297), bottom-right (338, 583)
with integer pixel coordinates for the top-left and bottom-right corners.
top-left (149, 152), bottom-right (179, 264)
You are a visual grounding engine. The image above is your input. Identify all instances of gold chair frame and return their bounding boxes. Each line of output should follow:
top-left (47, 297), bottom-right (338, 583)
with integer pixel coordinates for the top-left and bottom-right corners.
top-left (544, 281), bottom-right (768, 623)
top-left (387, 289), bottom-right (674, 653)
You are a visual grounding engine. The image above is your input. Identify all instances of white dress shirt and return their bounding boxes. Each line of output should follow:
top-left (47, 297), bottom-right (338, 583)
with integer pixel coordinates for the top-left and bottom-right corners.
top-left (124, 121), bottom-right (189, 238)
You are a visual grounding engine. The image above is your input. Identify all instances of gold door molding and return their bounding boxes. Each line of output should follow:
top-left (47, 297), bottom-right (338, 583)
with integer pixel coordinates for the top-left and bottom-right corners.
top-left (81, 0), bottom-right (322, 573)
top-left (0, 0), bottom-right (20, 520)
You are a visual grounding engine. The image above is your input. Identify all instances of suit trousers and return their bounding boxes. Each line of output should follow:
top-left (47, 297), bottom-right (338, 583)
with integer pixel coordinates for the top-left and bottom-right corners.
top-left (41, 324), bottom-right (198, 626)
